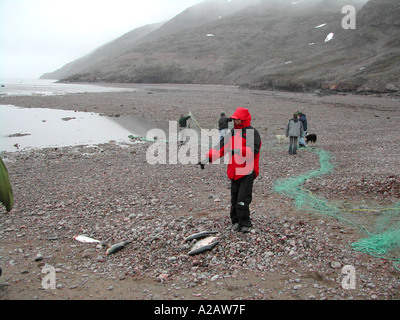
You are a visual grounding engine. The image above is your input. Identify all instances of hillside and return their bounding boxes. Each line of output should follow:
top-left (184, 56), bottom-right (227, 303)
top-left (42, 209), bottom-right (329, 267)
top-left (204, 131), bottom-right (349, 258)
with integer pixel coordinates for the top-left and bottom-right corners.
top-left (40, 22), bottom-right (163, 80)
top-left (41, 0), bottom-right (400, 94)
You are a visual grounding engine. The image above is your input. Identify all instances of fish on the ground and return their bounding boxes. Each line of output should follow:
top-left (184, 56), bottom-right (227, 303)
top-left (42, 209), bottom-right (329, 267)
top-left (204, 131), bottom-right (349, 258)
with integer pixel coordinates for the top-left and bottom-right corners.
top-left (106, 241), bottom-right (131, 255)
top-left (188, 236), bottom-right (219, 256)
top-left (185, 231), bottom-right (218, 242)
top-left (73, 235), bottom-right (100, 244)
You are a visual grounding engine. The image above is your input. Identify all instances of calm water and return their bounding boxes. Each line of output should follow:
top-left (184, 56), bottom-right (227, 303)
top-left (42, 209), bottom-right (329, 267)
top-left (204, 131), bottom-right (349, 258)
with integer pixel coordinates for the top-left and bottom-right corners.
top-left (0, 105), bottom-right (141, 152)
top-left (0, 79), bottom-right (165, 152)
top-left (0, 78), bottom-right (136, 96)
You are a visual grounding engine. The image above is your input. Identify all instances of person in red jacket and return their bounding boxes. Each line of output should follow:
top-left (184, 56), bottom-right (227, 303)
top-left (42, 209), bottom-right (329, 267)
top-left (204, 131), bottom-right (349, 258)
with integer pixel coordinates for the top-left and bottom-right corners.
top-left (199, 107), bottom-right (261, 233)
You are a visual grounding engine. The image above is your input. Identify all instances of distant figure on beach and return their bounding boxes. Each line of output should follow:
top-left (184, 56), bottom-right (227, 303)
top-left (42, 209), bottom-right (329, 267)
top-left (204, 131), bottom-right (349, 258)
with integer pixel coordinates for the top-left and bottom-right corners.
top-left (218, 112), bottom-right (232, 140)
top-left (285, 112), bottom-right (303, 155)
top-left (178, 113), bottom-right (191, 145)
top-left (297, 111), bottom-right (308, 148)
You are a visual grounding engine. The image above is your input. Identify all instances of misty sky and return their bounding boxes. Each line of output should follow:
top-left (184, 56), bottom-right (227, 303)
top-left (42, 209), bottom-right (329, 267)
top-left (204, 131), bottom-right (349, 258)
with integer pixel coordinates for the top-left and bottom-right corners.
top-left (0, 0), bottom-right (203, 79)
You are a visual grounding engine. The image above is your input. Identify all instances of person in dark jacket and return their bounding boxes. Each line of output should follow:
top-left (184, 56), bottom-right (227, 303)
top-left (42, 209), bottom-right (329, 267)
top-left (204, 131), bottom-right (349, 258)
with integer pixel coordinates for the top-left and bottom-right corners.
top-left (178, 113), bottom-right (191, 145)
top-left (199, 107), bottom-right (261, 233)
top-left (179, 114), bottom-right (191, 128)
top-left (297, 111), bottom-right (308, 147)
top-left (218, 112), bottom-right (232, 140)
top-left (285, 113), bottom-right (304, 155)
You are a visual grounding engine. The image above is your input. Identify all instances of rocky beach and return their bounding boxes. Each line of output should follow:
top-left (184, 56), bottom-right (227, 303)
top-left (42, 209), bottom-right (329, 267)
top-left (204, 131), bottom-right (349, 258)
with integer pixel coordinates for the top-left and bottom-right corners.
top-left (1, 83), bottom-right (399, 301)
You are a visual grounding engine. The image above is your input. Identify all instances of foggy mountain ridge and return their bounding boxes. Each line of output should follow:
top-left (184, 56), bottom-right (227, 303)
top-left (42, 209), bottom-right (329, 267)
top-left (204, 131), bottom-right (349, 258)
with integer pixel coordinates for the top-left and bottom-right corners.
top-left (39, 22), bottom-right (164, 80)
top-left (41, 0), bottom-right (400, 95)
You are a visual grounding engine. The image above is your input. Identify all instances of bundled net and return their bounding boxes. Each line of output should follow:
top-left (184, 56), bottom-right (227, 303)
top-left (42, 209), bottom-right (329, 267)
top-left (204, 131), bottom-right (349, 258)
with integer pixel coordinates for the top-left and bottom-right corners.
top-left (274, 148), bottom-right (400, 270)
top-left (350, 203), bottom-right (400, 259)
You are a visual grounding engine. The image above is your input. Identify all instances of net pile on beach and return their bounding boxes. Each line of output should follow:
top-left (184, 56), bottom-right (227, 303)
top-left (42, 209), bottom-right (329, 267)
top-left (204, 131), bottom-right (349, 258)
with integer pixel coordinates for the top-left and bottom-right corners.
top-left (273, 148), bottom-right (400, 270)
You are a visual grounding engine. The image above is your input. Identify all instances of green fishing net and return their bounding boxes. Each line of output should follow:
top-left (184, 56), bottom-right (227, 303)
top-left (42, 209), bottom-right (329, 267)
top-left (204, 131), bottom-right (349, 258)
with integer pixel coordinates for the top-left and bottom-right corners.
top-left (274, 148), bottom-right (400, 270)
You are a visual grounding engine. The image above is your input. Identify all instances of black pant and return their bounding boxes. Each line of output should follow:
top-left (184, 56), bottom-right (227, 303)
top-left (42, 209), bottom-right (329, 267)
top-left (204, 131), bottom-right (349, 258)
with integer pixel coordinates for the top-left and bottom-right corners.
top-left (230, 172), bottom-right (255, 227)
top-left (289, 136), bottom-right (298, 154)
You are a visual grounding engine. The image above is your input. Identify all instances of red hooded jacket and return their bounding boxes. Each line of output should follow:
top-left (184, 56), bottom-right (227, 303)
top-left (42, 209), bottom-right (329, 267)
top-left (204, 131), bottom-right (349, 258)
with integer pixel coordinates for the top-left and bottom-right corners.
top-left (207, 108), bottom-right (261, 180)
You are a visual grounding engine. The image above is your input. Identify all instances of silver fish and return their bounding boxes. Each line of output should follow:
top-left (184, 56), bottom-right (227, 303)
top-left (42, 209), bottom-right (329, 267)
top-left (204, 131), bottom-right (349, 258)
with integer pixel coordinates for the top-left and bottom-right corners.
top-left (188, 236), bottom-right (219, 256)
top-left (106, 241), bottom-right (131, 255)
top-left (73, 235), bottom-right (100, 244)
top-left (185, 231), bottom-right (218, 242)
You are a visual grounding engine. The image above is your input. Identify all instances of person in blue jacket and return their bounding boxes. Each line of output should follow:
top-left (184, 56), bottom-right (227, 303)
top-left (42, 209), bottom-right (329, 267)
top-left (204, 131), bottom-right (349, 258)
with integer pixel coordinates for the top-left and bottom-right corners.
top-left (297, 111), bottom-right (308, 148)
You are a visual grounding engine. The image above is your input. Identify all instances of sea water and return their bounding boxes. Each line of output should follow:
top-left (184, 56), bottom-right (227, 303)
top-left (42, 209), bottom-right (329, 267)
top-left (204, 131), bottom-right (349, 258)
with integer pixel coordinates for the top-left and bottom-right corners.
top-left (0, 79), bottom-right (165, 152)
top-left (0, 105), bottom-right (140, 152)
top-left (0, 78), bottom-right (135, 96)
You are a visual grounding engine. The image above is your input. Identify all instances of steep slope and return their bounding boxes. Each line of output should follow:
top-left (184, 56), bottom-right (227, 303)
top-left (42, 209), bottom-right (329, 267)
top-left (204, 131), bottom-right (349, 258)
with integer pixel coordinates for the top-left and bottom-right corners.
top-left (240, 0), bottom-right (400, 93)
top-left (42, 0), bottom-right (399, 94)
top-left (41, 0), bottom-right (258, 81)
top-left (40, 22), bottom-right (163, 80)
top-left (333, 0), bottom-right (400, 93)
